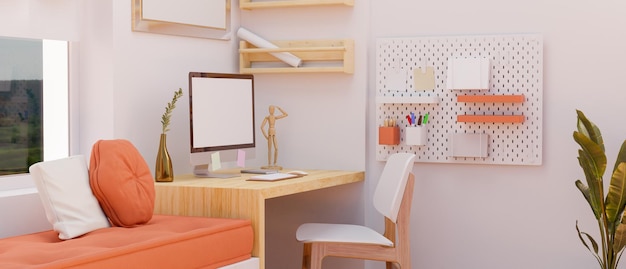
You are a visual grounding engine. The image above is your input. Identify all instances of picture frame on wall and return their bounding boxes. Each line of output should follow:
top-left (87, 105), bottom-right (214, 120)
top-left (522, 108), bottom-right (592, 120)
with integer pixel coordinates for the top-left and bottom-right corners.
top-left (131, 0), bottom-right (231, 40)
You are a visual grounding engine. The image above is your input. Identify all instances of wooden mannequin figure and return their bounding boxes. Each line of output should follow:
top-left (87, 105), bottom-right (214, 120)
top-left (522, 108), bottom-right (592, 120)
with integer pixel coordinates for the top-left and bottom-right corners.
top-left (260, 105), bottom-right (288, 170)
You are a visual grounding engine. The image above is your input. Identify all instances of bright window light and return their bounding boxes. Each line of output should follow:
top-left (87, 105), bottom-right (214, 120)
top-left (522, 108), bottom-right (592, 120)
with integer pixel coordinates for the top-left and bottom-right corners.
top-left (43, 39), bottom-right (69, 160)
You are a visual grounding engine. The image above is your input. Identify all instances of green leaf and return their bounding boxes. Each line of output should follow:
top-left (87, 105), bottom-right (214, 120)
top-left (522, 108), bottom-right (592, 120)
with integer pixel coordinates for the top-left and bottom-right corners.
top-left (578, 150), bottom-right (604, 219)
top-left (577, 179), bottom-right (602, 219)
top-left (576, 109), bottom-right (605, 152)
top-left (574, 131), bottom-right (607, 178)
top-left (607, 162), bottom-right (626, 225)
top-left (577, 221), bottom-right (604, 267)
top-left (614, 141), bottom-right (626, 173)
top-left (614, 220), bottom-right (626, 259)
top-left (576, 179), bottom-right (592, 205)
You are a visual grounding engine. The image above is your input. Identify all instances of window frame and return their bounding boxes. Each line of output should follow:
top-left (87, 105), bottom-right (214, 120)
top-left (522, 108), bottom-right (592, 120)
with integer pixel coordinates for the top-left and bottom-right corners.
top-left (0, 39), bottom-right (70, 191)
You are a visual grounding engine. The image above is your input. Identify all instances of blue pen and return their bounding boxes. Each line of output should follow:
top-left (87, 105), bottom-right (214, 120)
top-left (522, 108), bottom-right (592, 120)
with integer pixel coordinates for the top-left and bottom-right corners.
top-left (410, 112), bottom-right (416, 126)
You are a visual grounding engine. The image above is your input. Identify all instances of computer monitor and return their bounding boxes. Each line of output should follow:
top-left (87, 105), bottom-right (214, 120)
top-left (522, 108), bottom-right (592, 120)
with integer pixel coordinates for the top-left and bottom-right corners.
top-left (188, 72), bottom-right (255, 177)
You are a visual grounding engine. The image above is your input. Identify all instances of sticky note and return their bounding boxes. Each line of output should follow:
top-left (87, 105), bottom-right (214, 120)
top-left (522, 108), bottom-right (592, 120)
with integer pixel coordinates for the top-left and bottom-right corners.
top-left (414, 67), bottom-right (435, 91)
top-left (237, 149), bottom-right (246, 167)
top-left (386, 68), bottom-right (407, 92)
top-left (211, 152), bottom-right (221, 171)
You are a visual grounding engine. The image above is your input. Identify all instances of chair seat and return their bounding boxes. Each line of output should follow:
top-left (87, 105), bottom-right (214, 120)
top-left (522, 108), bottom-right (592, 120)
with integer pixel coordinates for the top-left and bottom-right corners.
top-left (296, 223), bottom-right (394, 246)
top-left (297, 153), bottom-right (416, 269)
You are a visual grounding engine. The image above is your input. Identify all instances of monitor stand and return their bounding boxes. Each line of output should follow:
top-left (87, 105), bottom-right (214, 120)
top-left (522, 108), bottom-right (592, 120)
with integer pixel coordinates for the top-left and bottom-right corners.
top-left (240, 168), bottom-right (279, 174)
top-left (193, 164), bottom-right (240, 178)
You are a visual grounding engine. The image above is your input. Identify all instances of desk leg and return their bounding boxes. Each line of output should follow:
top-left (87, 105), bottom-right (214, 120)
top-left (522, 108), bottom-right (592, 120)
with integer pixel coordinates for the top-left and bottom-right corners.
top-left (154, 186), bottom-right (266, 269)
top-left (256, 196), bottom-right (266, 269)
top-left (209, 191), bottom-right (267, 268)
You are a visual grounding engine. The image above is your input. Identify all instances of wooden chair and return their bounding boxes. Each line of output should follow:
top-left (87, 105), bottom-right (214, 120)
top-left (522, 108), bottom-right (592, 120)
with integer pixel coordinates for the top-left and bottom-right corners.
top-left (296, 152), bottom-right (416, 269)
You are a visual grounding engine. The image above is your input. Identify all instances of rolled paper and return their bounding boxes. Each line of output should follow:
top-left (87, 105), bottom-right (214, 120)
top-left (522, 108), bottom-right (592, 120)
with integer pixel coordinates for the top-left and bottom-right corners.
top-left (237, 27), bottom-right (302, 68)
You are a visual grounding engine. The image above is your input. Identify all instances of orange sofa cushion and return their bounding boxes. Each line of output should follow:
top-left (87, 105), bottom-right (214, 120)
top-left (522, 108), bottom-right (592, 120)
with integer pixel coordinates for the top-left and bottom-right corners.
top-left (0, 215), bottom-right (253, 269)
top-left (89, 139), bottom-right (155, 227)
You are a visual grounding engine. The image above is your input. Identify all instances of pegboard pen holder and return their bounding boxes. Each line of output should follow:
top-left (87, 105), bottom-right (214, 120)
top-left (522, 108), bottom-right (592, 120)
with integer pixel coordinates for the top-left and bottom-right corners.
top-left (405, 126), bottom-right (427, 146)
top-left (378, 126), bottom-right (400, 145)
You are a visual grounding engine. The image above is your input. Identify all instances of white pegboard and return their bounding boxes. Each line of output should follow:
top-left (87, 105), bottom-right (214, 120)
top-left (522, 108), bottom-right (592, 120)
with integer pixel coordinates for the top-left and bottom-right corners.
top-left (376, 34), bottom-right (543, 165)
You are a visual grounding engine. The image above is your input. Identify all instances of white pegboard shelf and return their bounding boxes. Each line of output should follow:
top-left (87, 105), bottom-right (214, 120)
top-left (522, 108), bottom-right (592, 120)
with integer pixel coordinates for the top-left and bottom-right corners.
top-left (375, 34), bottom-right (543, 166)
top-left (376, 96), bottom-right (439, 104)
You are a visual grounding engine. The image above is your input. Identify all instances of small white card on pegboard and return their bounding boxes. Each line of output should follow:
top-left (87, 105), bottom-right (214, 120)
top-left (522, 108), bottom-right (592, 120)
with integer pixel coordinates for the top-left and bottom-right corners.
top-left (450, 133), bottom-right (489, 158)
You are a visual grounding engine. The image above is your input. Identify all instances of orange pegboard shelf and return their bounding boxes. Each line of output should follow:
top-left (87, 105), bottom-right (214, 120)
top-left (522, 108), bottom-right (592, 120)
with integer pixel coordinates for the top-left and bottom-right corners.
top-left (457, 115), bottom-right (525, 123)
top-left (457, 94), bottom-right (525, 103)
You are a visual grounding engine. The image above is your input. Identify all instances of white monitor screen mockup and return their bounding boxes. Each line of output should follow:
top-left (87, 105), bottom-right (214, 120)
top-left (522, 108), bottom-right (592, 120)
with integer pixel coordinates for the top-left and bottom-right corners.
top-left (188, 72), bottom-right (255, 177)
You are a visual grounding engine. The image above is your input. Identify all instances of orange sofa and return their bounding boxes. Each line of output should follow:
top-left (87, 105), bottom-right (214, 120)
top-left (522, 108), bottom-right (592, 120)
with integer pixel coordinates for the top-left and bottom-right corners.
top-left (0, 215), bottom-right (254, 269)
top-left (1, 141), bottom-right (258, 268)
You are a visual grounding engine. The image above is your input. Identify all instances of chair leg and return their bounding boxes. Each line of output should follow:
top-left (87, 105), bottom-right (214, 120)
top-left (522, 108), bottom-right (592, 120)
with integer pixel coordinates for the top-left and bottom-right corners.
top-left (398, 252), bottom-right (410, 269)
top-left (302, 243), bottom-right (312, 269)
top-left (309, 243), bottom-right (325, 269)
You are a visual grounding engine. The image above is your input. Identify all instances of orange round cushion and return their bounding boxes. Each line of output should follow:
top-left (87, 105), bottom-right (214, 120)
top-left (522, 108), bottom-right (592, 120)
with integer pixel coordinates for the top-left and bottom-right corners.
top-left (89, 139), bottom-right (155, 227)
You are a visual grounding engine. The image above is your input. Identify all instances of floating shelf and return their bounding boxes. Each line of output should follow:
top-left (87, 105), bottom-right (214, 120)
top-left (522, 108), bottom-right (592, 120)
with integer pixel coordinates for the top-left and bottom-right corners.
top-left (240, 0), bottom-right (354, 9)
top-left (376, 96), bottom-right (439, 104)
top-left (457, 94), bottom-right (525, 103)
top-left (239, 39), bottom-right (354, 74)
top-left (457, 115), bottom-right (525, 123)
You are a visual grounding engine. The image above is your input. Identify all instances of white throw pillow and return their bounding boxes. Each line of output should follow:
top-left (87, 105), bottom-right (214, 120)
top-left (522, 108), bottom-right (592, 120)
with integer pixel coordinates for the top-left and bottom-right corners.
top-left (29, 155), bottom-right (110, 239)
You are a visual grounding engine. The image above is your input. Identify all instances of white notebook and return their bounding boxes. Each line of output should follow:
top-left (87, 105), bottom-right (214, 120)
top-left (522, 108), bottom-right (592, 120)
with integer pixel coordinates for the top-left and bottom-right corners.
top-left (247, 173), bottom-right (299, 181)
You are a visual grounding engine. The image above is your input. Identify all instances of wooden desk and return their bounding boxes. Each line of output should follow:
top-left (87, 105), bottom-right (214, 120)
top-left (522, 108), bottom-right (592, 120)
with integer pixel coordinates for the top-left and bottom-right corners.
top-left (153, 169), bottom-right (364, 269)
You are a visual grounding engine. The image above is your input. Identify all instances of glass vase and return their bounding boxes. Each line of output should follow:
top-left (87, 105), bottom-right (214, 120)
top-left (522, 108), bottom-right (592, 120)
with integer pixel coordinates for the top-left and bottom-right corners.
top-left (155, 133), bottom-right (173, 182)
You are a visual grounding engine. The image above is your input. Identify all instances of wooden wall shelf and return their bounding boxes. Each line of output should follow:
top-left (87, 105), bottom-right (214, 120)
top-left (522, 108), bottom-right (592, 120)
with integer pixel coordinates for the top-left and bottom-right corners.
top-left (239, 39), bottom-right (354, 74)
top-left (457, 115), bottom-right (525, 123)
top-left (457, 94), bottom-right (525, 103)
top-left (240, 0), bottom-right (354, 9)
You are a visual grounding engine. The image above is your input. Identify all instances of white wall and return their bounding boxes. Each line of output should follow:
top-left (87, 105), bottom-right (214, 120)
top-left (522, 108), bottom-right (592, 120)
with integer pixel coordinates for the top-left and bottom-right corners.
top-left (0, 186), bottom-right (49, 238)
top-left (366, 0), bottom-right (626, 268)
top-left (0, 0), bottom-right (79, 41)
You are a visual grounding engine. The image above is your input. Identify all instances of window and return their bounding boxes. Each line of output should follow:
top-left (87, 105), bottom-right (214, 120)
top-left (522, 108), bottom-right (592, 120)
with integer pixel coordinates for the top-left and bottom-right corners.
top-left (0, 36), bottom-right (68, 181)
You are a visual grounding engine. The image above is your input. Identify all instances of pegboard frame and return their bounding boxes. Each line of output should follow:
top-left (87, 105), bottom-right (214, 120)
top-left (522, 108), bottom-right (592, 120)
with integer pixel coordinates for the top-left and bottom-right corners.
top-left (376, 34), bottom-right (543, 165)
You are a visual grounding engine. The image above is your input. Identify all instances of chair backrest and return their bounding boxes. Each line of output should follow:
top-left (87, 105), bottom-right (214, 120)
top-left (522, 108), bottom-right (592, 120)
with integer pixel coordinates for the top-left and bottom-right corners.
top-left (373, 153), bottom-right (416, 223)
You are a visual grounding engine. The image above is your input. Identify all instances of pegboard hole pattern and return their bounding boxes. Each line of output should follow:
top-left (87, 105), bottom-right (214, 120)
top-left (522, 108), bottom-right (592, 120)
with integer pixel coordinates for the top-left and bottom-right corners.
top-left (376, 34), bottom-right (543, 165)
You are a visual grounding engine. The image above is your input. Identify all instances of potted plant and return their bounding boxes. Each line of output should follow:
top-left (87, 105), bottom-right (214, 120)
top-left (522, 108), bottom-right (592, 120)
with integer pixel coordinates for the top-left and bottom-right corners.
top-left (574, 109), bottom-right (626, 269)
top-left (155, 88), bottom-right (183, 182)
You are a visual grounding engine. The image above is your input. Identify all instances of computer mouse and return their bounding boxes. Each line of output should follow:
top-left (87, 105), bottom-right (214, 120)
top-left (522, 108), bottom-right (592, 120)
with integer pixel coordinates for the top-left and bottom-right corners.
top-left (287, 170), bottom-right (308, 176)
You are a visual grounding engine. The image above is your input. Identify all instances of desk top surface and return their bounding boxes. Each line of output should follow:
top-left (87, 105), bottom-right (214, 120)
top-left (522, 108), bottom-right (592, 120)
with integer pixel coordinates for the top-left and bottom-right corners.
top-left (154, 169), bottom-right (364, 199)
